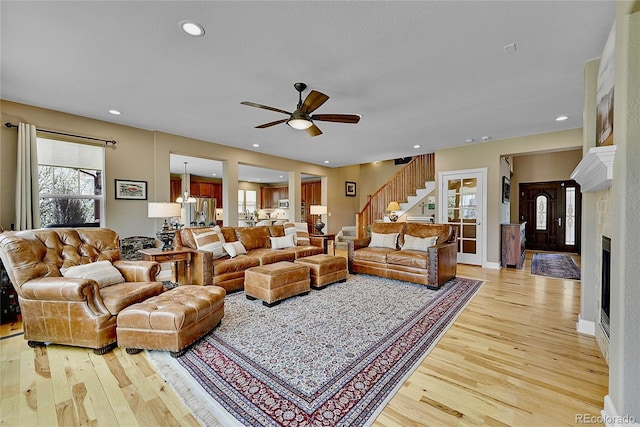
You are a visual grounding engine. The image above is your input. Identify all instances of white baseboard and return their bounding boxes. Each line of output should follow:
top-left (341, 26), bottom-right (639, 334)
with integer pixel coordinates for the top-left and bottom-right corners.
top-left (576, 315), bottom-right (596, 336)
top-left (601, 395), bottom-right (640, 426)
top-left (484, 261), bottom-right (501, 270)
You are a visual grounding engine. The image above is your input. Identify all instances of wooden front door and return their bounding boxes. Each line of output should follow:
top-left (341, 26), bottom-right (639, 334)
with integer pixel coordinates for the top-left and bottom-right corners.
top-left (519, 180), bottom-right (581, 252)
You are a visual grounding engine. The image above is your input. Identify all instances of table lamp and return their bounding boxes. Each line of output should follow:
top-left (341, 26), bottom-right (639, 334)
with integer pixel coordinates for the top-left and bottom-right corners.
top-left (148, 202), bottom-right (182, 250)
top-left (386, 201), bottom-right (401, 222)
top-left (310, 205), bottom-right (327, 234)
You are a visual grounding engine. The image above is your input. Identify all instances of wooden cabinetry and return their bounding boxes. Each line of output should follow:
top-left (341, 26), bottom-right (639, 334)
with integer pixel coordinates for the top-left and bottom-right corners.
top-left (501, 222), bottom-right (526, 269)
top-left (171, 178), bottom-right (223, 207)
top-left (260, 186), bottom-right (288, 208)
top-left (301, 180), bottom-right (321, 231)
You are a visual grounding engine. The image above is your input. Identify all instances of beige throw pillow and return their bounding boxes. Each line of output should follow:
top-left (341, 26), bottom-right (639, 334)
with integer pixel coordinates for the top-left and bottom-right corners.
top-left (223, 241), bottom-right (247, 258)
top-left (369, 232), bottom-right (399, 249)
top-left (192, 226), bottom-right (226, 259)
top-left (269, 234), bottom-right (295, 249)
top-left (401, 235), bottom-right (438, 251)
top-left (61, 260), bottom-right (125, 288)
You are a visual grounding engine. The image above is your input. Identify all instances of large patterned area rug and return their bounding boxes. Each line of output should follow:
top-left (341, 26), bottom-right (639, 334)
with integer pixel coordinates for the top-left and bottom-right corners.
top-left (148, 275), bottom-right (483, 426)
top-left (531, 253), bottom-right (581, 280)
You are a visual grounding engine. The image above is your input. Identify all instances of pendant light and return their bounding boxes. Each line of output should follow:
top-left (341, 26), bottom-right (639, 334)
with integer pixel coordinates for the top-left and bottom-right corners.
top-left (176, 162), bottom-right (196, 203)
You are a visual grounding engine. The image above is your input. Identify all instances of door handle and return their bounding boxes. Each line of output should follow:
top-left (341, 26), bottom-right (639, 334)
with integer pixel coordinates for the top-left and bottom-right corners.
top-left (557, 218), bottom-right (562, 227)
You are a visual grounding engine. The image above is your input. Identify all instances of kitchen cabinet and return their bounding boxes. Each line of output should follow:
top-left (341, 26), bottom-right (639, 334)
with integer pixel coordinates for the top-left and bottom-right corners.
top-left (171, 178), bottom-right (222, 207)
top-left (260, 186), bottom-right (288, 208)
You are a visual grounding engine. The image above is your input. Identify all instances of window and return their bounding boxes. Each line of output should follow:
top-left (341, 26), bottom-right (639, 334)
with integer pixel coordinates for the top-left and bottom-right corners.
top-left (37, 138), bottom-right (104, 227)
top-left (237, 190), bottom-right (257, 215)
top-left (565, 187), bottom-right (576, 245)
top-left (535, 194), bottom-right (547, 231)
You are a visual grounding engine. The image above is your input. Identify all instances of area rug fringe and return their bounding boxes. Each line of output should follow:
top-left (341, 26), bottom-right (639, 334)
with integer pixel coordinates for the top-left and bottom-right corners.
top-left (147, 275), bottom-right (483, 426)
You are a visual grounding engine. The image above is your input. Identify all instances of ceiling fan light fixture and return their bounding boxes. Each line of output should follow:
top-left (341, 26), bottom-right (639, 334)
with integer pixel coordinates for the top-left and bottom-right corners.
top-left (287, 117), bottom-right (313, 130)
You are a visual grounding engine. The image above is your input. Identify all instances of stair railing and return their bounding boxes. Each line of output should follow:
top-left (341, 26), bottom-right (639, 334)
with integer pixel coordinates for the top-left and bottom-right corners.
top-left (356, 153), bottom-right (434, 238)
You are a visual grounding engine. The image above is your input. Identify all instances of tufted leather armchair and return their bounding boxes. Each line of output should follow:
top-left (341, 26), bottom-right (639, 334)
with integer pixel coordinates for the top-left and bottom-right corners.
top-left (0, 228), bottom-right (164, 354)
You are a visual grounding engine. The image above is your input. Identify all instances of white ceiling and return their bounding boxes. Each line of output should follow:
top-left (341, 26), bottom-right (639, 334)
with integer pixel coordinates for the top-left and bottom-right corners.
top-left (1, 1), bottom-right (615, 180)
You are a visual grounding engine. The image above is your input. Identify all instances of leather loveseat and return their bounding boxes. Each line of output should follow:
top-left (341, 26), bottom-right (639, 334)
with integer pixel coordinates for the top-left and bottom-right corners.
top-left (348, 222), bottom-right (457, 289)
top-left (175, 224), bottom-right (324, 292)
top-left (0, 228), bottom-right (164, 354)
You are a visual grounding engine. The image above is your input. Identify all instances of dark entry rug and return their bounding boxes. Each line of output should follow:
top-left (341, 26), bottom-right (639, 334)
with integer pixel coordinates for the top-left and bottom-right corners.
top-left (148, 275), bottom-right (483, 426)
top-left (531, 253), bottom-right (581, 280)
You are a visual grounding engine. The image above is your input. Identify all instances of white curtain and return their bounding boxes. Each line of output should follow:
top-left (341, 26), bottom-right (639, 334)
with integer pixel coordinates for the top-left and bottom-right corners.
top-left (15, 122), bottom-right (40, 230)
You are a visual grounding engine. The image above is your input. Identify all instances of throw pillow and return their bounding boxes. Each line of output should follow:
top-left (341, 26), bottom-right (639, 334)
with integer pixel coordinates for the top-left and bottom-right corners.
top-left (294, 222), bottom-right (310, 246)
top-left (61, 260), bottom-right (125, 288)
top-left (402, 235), bottom-right (438, 251)
top-left (269, 234), bottom-right (295, 249)
top-left (192, 226), bottom-right (226, 259)
top-left (223, 241), bottom-right (247, 258)
top-left (369, 232), bottom-right (399, 249)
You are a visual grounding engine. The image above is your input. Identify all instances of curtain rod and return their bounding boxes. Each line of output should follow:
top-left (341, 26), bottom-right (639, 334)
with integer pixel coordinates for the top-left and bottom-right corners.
top-left (4, 122), bottom-right (117, 146)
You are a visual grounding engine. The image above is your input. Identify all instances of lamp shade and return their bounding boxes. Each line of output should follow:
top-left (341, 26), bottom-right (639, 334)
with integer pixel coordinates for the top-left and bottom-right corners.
top-left (310, 205), bottom-right (327, 215)
top-left (386, 201), bottom-right (401, 212)
top-left (148, 202), bottom-right (181, 218)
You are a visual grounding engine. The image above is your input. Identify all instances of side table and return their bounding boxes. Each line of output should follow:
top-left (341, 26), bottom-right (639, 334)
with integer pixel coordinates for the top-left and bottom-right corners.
top-left (309, 233), bottom-right (336, 255)
top-left (138, 247), bottom-right (193, 285)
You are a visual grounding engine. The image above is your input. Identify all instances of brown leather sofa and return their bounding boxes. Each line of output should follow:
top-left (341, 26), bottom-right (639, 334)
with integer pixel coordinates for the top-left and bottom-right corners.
top-left (175, 225), bottom-right (324, 292)
top-left (0, 228), bottom-right (164, 354)
top-left (348, 222), bottom-right (458, 289)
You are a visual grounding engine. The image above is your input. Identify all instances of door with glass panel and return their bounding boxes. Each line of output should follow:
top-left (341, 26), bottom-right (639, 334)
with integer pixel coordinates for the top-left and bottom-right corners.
top-left (439, 169), bottom-right (485, 265)
top-left (519, 180), bottom-right (581, 252)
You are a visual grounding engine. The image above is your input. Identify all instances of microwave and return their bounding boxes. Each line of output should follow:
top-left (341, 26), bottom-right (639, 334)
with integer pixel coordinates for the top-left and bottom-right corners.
top-left (278, 199), bottom-right (289, 208)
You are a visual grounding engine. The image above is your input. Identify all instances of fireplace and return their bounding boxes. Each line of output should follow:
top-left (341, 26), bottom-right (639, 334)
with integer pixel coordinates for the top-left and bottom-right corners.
top-left (601, 236), bottom-right (611, 338)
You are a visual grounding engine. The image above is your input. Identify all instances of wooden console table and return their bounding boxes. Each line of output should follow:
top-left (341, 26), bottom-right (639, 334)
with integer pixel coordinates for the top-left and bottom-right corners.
top-left (310, 233), bottom-right (336, 255)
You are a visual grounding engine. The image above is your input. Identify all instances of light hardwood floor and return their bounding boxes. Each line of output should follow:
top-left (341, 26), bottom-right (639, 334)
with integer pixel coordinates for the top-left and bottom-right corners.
top-left (1, 251), bottom-right (608, 426)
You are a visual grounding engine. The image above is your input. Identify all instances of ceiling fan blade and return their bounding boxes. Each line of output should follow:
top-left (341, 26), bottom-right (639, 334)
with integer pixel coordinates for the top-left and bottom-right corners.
top-left (305, 124), bottom-right (323, 137)
top-left (311, 114), bottom-right (361, 124)
top-left (301, 90), bottom-right (329, 114)
top-left (241, 101), bottom-right (291, 116)
top-left (255, 118), bottom-right (288, 128)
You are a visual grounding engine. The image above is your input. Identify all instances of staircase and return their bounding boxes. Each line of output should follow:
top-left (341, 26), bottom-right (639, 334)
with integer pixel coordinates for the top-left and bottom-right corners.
top-left (356, 154), bottom-right (435, 237)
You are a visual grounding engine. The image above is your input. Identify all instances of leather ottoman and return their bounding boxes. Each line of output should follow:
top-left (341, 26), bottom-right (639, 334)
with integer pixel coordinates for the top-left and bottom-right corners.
top-left (295, 254), bottom-right (347, 289)
top-left (116, 285), bottom-right (226, 357)
top-left (244, 261), bottom-right (310, 307)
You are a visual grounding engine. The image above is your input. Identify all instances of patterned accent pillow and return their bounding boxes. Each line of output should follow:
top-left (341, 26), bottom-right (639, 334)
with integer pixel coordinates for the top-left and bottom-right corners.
top-left (401, 235), bottom-right (438, 252)
top-left (192, 226), bottom-right (226, 259)
top-left (294, 222), bottom-right (310, 246)
top-left (369, 232), bottom-right (399, 249)
top-left (283, 223), bottom-right (298, 244)
top-left (61, 260), bottom-right (125, 288)
top-left (223, 241), bottom-right (247, 258)
top-left (270, 234), bottom-right (295, 249)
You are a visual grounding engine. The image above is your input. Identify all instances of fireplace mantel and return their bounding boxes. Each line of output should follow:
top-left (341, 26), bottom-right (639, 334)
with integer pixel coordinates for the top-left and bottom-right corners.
top-left (571, 145), bottom-right (617, 192)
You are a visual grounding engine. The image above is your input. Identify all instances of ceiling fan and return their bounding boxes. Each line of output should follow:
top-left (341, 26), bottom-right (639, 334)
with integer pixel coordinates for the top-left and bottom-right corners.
top-left (241, 82), bottom-right (360, 137)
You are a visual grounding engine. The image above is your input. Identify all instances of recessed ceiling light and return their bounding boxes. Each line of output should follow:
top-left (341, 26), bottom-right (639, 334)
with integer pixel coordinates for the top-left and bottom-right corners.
top-left (108, 109), bottom-right (121, 115)
top-left (482, 136), bottom-right (491, 141)
top-left (465, 138), bottom-right (474, 143)
top-left (324, 160), bottom-right (330, 164)
top-left (279, 175), bottom-right (284, 178)
top-left (179, 20), bottom-right (205, 37)
top-left (252, 143), bottom-right (260, 147)
top-left (556, 115), bottom-right (569, 121)
top-left (212, 173), bottom-right (217, 177)
top-left (413, 145), bottom-right (421, 149)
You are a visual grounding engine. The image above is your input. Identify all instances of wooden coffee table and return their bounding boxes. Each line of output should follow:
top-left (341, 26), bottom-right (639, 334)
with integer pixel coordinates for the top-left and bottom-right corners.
top-left (138, 247), bottom-right (193, 285)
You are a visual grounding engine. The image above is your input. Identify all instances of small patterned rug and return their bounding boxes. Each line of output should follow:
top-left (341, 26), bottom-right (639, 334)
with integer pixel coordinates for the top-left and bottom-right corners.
top-left (148, 275), bottom-right (483, 426)
top-left (531, 253), bottom-right (581, 280)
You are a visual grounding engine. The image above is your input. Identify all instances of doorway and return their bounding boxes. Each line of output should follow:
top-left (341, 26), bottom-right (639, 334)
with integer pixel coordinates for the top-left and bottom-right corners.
top-left (519, 180), bottom-right (581, 252)
top-left (439, 168), bottom-right (486, 265)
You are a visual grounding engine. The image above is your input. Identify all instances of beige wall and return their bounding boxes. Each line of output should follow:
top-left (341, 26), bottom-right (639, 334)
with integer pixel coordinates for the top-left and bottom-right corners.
top-left (435, 128), bottom-right (583, 266)
top-left (0, 100), bottom-right (363, 236)
top-left (510, 149), bottom-right (583, 223)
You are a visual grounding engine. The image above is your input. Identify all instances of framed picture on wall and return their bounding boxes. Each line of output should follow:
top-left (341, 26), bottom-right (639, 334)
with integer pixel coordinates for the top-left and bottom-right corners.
top-left (115, 179), bottom-right (147, 200)
top-left (502, 176), bottom-right (511, 203)
top-left (345, 181), bottom-right (356, 197)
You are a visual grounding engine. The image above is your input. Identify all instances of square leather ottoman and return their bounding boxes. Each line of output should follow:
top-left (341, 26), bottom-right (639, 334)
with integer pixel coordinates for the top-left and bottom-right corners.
top-left (117, 285), bottom-right (226, 357)
top-left (244, 261), bottom-right (310, 307)
top-left (295, 254), bottom-right (347, 289)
